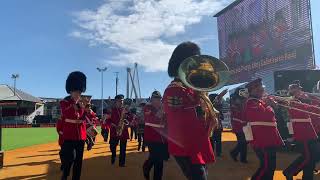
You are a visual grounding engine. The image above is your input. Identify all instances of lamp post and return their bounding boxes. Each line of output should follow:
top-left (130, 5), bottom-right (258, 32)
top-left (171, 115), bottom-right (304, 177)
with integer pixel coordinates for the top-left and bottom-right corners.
top-left (11, 74), bottom-right (19, 96)
top-left (114, 72), bottom-right (119, 96)
top-left (97, 67), bottom-right (108, 118)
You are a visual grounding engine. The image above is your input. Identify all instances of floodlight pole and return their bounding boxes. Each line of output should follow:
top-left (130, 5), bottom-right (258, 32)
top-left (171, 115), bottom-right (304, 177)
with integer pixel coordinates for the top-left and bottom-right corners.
top-left (97, 67), bottom-right (108, 118)
top-left (11, 74), bottom-right (19, 96)
top-left (114, 72), bottom-right (119, 96)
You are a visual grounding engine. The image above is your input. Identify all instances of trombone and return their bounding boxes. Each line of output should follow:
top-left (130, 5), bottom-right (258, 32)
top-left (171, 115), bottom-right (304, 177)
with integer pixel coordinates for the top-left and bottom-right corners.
top-left (265, 95), bottom-right (320, 118)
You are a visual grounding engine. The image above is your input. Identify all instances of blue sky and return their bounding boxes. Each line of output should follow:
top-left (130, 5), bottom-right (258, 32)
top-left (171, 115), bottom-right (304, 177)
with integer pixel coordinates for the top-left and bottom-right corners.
top-left (0, 0), bottom-right (319, 99)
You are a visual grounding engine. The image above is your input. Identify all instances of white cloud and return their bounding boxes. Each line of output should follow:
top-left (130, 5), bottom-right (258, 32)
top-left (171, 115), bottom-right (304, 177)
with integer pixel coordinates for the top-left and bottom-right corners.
top-left (72, 0), bottom-right (227, 72)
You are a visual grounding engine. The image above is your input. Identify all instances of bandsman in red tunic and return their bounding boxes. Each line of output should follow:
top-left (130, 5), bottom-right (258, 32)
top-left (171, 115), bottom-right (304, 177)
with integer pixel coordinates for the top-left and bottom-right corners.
top-left (101, 109), bottom-right (111, 142)
top-left (128, 108), bottom-right (138, 141)
top-left (283, 81), bottom-right (318, 180)
top-left (229, 88), bottom-right (248, 163)
top-left (60, 71), bottom-right (87, 180)
top-left (163, 42), bottom-right (215, 180)
top-left (109, 94), bottom-right (129, 167)
top-left (244, 78), bottom-right (284, 180)
top-left (143, 91), bottom-right (169, 180)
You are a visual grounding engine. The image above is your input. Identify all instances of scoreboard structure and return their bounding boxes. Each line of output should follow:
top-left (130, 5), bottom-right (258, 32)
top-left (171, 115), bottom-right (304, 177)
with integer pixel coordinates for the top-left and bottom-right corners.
top-left (214, 0), bottom-right (315, 92)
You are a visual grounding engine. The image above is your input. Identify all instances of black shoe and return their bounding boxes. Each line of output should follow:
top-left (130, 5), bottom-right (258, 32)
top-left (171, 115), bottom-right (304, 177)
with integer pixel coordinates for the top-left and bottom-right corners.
top-left (230, 152), bottom-right (238, 162)
top-left (283, 172), bottom-right (293, 180)
top-left (87, 144), bottom-right (93, 151)
top-left (285, 176), bottom-right (293, 180)
top-left (240, 160), bottom-right (248, 164)
top-left (111, 158), bottom-right (116, 165)
top-left (143, 162), bottom-right (150, 180)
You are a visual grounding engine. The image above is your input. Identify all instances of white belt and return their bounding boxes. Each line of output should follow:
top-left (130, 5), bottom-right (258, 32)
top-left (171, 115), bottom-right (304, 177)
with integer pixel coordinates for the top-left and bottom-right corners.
top-left (249, 122), bottom-right (277, 127)
top-left (65, 119), bottom-right (83, 124)
top-left (233, 118), bottom-right (246, 123)
top-left (145, 122), bottom-right (165, 128)
top-left (291, 118), bottom-right (312, 123)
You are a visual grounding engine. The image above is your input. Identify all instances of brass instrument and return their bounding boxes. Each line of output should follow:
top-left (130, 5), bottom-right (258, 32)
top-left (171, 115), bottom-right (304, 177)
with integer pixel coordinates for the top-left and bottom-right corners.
top-left (116, 106), bottom-right (130, 136)
top-left (265, 95), bottom-right (320, 117)
top-left (178, 55), bottom-right (230, 136)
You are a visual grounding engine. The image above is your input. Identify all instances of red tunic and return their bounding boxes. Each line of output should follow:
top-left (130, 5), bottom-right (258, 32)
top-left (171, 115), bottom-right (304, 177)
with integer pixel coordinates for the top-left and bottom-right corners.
top-left (163, 80), bottom-right (215, 165)
top-left (309, 97), bottom-right (320, 134)
top-left (231, 108), bottom-right (246, 133)
top-left (56, 119), bottom-right (64, 146)
top-left (60, 97), bottom-right (86, 141)
top-left (288, 101), bottom-right (318, 141)
top-left (110, 107), bottom-right (129, 141)
top-left (102, 113), bottom-right (111, 130)
top-left (244, 98), bottom-right (283, 149)
top-left (144, 104), bottom-right (167, 144)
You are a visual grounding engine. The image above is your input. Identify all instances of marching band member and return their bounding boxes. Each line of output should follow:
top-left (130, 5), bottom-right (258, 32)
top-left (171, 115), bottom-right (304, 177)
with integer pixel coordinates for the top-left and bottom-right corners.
top-left (128, 108), bottom-right (138, 141)
top-left (109, 94), bottom-right (129, 167)
top-left (244, 78), bottom-right (284, 180)
top-left (209, 90), bottom-right (228, 157)
top-left (60, 71), bottom-right (87, 180)
top-left (283, 81), bottom-right (318, 180)
top-left (143, 91), bottom-right (169, 180)
top-left (229, 88), bottom-right (248, 163)
top-left (137, 101), bottom-right (146, 152)
top-left (163, 42), bottom-right (215, 180)
top-left (101, 109), bottom-right (111, 142)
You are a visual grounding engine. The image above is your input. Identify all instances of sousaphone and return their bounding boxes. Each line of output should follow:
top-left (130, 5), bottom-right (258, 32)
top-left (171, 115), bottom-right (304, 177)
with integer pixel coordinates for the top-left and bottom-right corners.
top-left (178, 55), bottom-right (230, 136)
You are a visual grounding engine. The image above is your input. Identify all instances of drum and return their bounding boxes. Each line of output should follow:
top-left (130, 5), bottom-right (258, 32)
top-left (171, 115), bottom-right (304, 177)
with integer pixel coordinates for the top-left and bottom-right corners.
top-left (87, 125), bottom-right (99, 139)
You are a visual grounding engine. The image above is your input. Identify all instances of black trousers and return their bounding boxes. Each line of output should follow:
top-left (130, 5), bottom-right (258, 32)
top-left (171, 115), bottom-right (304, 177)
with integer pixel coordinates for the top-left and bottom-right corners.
top-left (144, 143), bottom-right (169, 180)
top-left (314, 134), bottom-right (320, 166)
top-left (130, 127), bottom-right (137, 140)
top-left (252, 147), bottom-right (277, 180)
top-left (59, 150), bottom-right (65, 170)
top-left (60, 140), bottom-right (85, 180)
top-left (211, 129), bottom-right (222, 156)
top-left (283, 140), bottom-right (317, 180)
top-left (138, 133), bottom-right (146, 151)
top-left (174, 156), bottom-right (208, 180)
top-left (101, 129), bottom-right (109, 142)
top-left (230, 132), bottom-right (247, 162)
top-left (109, 138), bottom-right (127, 166)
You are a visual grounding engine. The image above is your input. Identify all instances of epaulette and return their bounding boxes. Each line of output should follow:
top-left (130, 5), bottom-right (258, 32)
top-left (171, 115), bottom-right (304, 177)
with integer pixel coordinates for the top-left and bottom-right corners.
top-left (168, 81), bottom-right (186, 89)
top-left (144, 108), bottom-right (152, 115)
top-left (166, 96), bottom-right (183, 108)
top-left (63, 96), bottom-right (72, 101)
top-left (246, 98), bottom-right (261, 108)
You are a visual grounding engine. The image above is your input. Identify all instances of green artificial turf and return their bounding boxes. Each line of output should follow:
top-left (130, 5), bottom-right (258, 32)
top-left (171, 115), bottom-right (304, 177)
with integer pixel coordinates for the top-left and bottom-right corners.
top-left (2, 128), bottom-right (58, 151)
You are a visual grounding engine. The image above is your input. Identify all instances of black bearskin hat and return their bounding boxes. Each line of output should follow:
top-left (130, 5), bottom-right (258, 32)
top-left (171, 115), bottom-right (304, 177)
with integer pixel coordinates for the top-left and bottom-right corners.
top-left (168, 41), bottom-right (201, 78)
top-left (65, 71), bottom-right (87, 94)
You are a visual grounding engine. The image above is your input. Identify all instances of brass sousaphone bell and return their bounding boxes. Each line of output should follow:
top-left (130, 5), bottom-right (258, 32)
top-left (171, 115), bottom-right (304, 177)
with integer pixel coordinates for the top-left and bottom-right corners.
top-left (178, 55), bottom-right (230, 92)
top-left (178, 55), bottom-right (230, 136)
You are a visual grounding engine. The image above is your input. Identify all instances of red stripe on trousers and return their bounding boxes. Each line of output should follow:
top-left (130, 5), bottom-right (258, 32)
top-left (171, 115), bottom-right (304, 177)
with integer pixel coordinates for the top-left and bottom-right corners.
top-left (291, 142), bottom-right (311, 176)
top-left (256, 150), bottom-right (269, 180)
